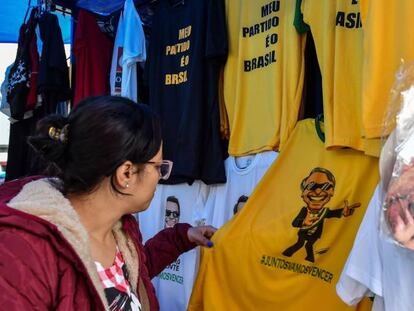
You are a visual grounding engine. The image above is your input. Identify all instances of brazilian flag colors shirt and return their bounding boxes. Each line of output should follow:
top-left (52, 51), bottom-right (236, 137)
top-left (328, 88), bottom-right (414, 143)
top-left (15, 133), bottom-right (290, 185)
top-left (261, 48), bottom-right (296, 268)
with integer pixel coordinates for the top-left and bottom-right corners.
top-left (223, 0), bottom-right (306, 155)
top-left (360, 0), bottom-right (414, 139)
top-left (299, 0), bottom-right (364, 151)
top-left (189, 119), bottom-right (379, 311)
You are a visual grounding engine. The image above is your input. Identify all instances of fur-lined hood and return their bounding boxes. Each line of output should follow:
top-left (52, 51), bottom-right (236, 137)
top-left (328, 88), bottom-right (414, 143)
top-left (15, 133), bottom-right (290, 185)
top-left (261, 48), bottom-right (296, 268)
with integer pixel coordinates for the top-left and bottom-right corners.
top-left (6, 179), bottom-right (142, 310)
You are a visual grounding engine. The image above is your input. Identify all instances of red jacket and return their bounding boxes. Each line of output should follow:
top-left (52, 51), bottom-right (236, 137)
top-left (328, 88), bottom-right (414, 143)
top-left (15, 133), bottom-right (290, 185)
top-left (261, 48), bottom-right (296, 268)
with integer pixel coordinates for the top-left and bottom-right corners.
top-left (0, 177), bottom-right (196, 310)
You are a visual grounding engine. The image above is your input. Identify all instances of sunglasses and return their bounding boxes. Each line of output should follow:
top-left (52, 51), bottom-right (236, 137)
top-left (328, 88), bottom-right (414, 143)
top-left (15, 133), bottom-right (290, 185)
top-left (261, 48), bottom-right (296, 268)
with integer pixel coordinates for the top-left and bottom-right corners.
top-left (146, 160), bottom-right (173, 180)
top-left (165, 210), bottom-right (180, 218)
top-left (304, 182), bottom-right (334, 191)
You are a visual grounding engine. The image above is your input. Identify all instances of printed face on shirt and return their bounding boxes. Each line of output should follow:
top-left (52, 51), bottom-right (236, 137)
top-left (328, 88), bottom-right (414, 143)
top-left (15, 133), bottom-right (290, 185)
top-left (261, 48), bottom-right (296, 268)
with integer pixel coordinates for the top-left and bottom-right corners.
top-left (165, 197), bottom-right (180, 228)
top-left (301, 172), bottom-right (335, 211)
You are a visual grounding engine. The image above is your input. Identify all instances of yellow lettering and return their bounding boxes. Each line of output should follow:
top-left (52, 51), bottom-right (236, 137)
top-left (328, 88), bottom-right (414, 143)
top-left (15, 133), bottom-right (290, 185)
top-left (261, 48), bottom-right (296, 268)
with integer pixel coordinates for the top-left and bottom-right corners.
top-left (180, 55), bottom-right (189, 67)
top-left (171, 74), bottom-right (178, 84)
top-left (165, 74), bottom-right (171, 85)
top-left (178, 72), bottom-right (184, 83)
top-left (186, 25), bottom-right (192, 38)
top-left (179, 28), bottom-right (186, 40)
top-left (178, 25), bottom-right (192, 40)
top-left (164, 71), bottom-right (188, 85)
top-left (164, 41), bottom-right (191, 56)
top-left (180, 71), bottom-right (188, 83)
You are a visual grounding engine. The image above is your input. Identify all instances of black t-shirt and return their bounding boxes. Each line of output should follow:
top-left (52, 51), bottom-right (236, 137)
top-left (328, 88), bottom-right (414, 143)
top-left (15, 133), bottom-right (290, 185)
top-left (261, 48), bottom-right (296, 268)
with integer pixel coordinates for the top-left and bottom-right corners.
top-left (38, 13), bottom-right (71, 114)
top-left (145, 0), bottom-right (228, 185)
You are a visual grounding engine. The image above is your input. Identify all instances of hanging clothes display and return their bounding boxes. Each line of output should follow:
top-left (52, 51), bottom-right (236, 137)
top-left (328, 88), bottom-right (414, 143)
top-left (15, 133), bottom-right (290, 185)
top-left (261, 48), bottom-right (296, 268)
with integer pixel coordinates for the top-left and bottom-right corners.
top-left (26, 27), bottom-right (39, 112)
top-left (137, 181), bottom-right (209, 311)
top-left (5, 10), bottom-right (40, 182)
top-left (0, 64), bottom-right (13, 117)
top-left (136, 0), bottom-right (157, 46)
top-left (7, 9), bottom-right (38, 121)
top-left (95, 10), bottom-right (120, 39)
top-left (110, 0), bottom-right (146, 102)
top-left (188, 119), bottom-right (379, 311)
top-left (5, 118), bottom-right (40, 182)
top-left (5, 8), bottom-right (70, 182)
top-left (337, 182), bottom-right (414, 311)
top-left (37, 12), bottom-right (70, 115)
top-left (223, 0), bottom-right (306, 156)
top-left (336, 185), bottom-right (383, 311)
top-left (297, 0), bottom-right (364, 151)
top-left (204, 151), bottom-right (278, 228)
top-left (360, 0), bottom-right (414, 140)
top-left (337, 130), bottom-right (414, 311)
top-left (73, 10), bottom-right (114, 106)
top-left (145, 0), bottom-right (227, 185)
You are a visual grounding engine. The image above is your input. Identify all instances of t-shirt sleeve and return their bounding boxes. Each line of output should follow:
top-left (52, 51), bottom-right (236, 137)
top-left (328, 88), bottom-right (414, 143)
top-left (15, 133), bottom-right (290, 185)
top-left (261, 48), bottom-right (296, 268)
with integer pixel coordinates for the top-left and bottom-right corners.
top-left (205, 0), bottom-right (228, 58)
top-left (143, 223), bottom-right (196, 278)
top-left (123, 0), bottom-right (147, 66)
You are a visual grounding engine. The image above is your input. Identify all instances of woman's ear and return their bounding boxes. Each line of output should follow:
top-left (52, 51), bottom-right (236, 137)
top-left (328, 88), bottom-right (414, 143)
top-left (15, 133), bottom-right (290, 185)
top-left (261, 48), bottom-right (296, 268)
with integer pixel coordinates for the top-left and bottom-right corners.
top-left (114, 160), bottom-right (135, 190)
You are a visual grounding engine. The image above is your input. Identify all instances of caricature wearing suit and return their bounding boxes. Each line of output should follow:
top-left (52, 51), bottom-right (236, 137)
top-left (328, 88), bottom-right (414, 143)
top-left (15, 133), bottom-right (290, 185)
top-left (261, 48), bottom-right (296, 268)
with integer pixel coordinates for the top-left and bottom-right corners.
top-left (282, 167), bottom-right (360, 262)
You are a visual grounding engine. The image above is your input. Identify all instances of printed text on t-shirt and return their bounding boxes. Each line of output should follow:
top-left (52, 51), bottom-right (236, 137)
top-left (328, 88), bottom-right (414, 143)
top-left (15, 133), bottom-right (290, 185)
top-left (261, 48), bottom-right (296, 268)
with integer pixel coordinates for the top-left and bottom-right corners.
top-left (164, 25), bottom-right (192, 85)
top-left (242, 0), bottom-right (280, 72)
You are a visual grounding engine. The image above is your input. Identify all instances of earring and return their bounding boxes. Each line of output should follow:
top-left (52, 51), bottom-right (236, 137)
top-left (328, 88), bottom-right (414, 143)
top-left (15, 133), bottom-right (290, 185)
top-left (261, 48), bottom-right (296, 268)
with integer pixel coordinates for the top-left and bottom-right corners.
top-left (125, 183), bottom-right (129, 188)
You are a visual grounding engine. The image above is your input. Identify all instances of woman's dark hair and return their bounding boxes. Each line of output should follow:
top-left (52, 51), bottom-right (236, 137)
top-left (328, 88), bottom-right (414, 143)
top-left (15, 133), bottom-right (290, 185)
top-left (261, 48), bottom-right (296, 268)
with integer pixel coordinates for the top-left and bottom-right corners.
top-left (28, 96), bottom-right (162, 195)
top-left (233, 195), bottom-right (248, 215)
top-left (300, 167), bottom-right (336, 191)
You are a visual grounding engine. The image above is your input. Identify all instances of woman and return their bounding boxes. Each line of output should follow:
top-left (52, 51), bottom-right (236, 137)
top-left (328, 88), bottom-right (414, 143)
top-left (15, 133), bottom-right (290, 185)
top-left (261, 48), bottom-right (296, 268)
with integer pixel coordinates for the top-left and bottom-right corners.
top-left (0, 96), bottom-right (216, 310)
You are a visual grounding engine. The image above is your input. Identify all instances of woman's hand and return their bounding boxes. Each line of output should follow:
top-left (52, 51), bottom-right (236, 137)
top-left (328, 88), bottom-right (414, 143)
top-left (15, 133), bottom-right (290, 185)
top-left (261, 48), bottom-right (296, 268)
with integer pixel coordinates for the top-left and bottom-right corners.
top-left (187, 225), bottom-right (217, 248)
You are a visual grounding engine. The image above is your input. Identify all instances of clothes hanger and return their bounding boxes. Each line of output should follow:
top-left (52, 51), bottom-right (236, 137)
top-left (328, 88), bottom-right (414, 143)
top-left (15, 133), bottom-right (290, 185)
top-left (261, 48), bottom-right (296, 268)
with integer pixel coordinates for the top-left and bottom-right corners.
top-left (50, 4), bottom-right (72, 17)
top-left (315, 113), bottom-right (325, 143)
top-left (23, 0), bottom-right (33, 24)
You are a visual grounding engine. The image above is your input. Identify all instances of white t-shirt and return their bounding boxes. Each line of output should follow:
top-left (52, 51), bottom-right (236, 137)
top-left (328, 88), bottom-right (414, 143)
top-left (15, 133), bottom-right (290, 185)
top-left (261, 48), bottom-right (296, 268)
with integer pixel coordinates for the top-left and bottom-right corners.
top-left (110, 0), bottom-right (146, 102)
top-left (0, 64), bottom-right (12, 117)
top-left (203, 151), bottom-right (278, 228)
top-left (137, 181), bottom-right (209, 311)
top-left (336, 184), bottom-right (414, 311)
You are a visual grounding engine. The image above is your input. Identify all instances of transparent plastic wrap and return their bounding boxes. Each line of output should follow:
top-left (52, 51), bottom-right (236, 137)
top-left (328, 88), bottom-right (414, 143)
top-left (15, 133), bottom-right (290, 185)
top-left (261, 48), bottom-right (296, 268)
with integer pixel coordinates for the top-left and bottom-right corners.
top-left (381, 60), bottom-right (414, 250)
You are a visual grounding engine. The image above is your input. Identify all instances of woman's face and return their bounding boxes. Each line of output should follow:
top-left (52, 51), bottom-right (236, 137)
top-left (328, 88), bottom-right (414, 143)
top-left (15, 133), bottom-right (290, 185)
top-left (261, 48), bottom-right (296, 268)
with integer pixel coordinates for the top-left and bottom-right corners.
top-left (129, 145), bottom-right (163, 213)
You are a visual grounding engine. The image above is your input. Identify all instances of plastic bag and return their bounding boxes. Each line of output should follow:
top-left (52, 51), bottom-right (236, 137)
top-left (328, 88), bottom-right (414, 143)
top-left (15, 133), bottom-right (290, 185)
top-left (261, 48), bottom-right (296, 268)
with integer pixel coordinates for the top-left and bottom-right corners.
top-left (381, 60), bottom-right (414, 250)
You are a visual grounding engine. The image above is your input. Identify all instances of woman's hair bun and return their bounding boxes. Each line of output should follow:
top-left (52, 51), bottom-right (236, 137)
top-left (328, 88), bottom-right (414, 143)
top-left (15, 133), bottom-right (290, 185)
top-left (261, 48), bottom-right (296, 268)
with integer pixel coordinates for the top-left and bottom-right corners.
top-left (28, 114), bottom-right (69, 172)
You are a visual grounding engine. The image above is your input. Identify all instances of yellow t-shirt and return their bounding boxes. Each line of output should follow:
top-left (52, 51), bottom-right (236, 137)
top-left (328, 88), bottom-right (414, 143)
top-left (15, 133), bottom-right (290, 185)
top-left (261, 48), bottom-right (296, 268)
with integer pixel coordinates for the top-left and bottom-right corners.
top-left (189, 119), bottom-right (379, 311)
top-left (301, 0), bottom-right (364, 151)
top-left (361, 0), bottom-right (414, 138)
top-left (224, 0), bottom-right (306, 156)
top-left (363, 137), bottom-right (382, 158)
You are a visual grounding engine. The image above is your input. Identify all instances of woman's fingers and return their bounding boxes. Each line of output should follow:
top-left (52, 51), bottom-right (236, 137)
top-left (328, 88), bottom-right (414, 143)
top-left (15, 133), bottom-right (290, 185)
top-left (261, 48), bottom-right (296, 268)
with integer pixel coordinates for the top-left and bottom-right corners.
top-left (187, 225), bottom-right (218, 248)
